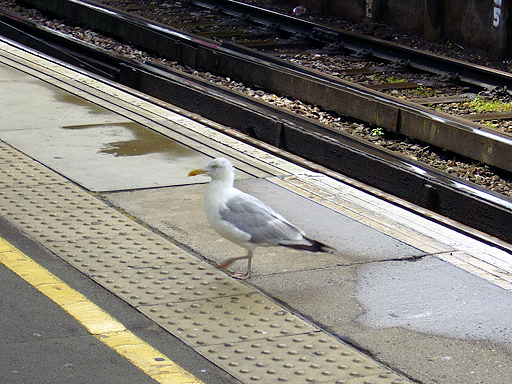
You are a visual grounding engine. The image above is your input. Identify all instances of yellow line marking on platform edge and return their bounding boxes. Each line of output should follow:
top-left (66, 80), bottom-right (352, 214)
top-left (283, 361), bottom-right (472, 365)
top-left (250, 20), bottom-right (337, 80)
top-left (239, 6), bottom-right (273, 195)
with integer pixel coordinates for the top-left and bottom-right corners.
top-left (0, 238), bottom-right (204, 384)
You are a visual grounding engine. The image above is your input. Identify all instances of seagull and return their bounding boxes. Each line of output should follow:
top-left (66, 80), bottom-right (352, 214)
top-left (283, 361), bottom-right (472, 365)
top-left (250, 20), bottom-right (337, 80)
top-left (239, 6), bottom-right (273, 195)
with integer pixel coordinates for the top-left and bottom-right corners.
top-left (188, 158), bottom-right (333, 279)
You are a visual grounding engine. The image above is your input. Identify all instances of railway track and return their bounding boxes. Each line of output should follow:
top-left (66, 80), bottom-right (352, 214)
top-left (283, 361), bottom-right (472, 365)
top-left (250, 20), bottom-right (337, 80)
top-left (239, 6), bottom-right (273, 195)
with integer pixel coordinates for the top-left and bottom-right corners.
top-left (2, 0), bottom-right (512, 248)
top-left (12, 0), bottom-right (512, 172)
top-left (109, 0), bottom-right (512, 137)
top-left (110, 0), bottom-right (512, 97)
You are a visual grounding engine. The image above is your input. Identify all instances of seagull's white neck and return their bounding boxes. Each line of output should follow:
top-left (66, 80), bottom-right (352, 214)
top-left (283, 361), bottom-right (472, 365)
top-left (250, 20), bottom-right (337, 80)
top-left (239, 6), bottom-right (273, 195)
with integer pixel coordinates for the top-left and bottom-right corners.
top-left (205, 173), bottom-right (235, 206)
top-left (206, 177), bottom-right (233, 194)
top-left (203, 166), bottom-right (236, 211)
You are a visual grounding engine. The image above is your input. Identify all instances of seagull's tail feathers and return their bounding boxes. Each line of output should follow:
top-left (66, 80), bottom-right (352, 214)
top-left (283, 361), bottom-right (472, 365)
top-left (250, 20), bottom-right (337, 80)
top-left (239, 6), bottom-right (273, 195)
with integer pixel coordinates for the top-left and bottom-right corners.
top-left (281, 237), bottom-right (335, 254)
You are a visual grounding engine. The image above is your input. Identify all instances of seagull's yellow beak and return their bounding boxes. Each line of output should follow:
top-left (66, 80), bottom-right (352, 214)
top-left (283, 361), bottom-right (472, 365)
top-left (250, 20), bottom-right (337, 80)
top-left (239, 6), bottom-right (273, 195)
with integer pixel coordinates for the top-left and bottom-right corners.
top-left (188, 168), bottom-right (206, 177)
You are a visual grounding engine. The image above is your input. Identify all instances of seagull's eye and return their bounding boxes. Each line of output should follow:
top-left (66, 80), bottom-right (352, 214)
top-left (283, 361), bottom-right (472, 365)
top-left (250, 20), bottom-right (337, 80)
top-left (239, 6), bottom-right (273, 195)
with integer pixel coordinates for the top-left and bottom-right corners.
top-left (211, 164), bottom-right (218, 169)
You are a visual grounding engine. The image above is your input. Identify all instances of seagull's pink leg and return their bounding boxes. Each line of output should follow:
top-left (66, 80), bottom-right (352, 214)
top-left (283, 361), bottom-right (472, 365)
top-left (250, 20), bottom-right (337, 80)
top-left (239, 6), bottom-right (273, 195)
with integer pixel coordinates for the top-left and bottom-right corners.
top-left (217, 254), bottom-right (249, 270)
top-left (218, 250), bottom-right (253, 280)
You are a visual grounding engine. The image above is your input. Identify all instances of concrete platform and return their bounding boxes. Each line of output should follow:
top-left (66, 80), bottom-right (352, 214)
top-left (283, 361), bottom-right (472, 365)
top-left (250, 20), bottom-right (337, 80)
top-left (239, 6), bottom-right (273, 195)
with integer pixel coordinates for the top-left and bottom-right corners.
top-left (103, 179), bottom-right (425, 276)
top-left (1, 37), bottom-right (512, 384)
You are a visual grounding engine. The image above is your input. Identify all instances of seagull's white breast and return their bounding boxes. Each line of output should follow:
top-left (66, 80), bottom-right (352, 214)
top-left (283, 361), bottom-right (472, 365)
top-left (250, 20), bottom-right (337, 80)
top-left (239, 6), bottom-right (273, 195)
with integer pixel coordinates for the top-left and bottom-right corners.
top-left (203, 181), bottom-right (253, 248)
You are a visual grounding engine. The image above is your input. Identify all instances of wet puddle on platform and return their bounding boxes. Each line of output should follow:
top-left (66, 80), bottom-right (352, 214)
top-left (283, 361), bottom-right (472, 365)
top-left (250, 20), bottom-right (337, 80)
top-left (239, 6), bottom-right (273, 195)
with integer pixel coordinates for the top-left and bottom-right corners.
top-left (63, 122), bottom-right (196, 159)
top-left (48, 120), bottom-right (210, 191)
top-left (55, 92), bottom-right (110, 116)
top-left (0, 61), bottom-right (211, 191)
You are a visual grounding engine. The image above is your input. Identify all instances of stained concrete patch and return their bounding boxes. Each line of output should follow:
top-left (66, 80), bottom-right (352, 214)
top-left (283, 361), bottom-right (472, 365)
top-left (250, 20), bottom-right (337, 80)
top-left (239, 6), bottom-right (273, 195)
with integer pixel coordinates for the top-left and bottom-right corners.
top-left (357, 255), bottom-right (512, 348)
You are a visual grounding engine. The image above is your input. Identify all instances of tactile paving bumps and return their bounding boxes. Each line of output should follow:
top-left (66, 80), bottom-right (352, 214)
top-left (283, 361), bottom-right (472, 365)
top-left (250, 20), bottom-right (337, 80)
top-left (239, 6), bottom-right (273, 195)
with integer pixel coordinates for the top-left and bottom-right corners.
top-left (46, 235), bottom-right (194, 274)
top-left (140, 293), bottom-right (318, 346)
top-left (199, 331), bottom-right (406, 384)
top-left (90, 260), bottom-right (255, 306)
top-left (0, 183), bottom-right (113, 240)
top-left (0, 143), bottom-right (64, 187)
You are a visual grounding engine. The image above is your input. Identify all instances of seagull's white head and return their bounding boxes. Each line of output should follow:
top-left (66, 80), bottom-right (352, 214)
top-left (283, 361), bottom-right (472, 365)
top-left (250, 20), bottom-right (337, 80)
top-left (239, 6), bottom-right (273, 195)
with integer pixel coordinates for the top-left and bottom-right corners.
top-left (188, 158), bottom-right (234, 182)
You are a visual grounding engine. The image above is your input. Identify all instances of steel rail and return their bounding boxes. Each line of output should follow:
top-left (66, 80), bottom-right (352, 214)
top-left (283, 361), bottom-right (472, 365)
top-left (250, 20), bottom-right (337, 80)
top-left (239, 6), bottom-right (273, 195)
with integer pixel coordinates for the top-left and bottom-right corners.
top-left (17, 0), bottom-right (512, 175)
top-left (192, 0), bottom-right (512, 89)
top-left (1, 7), bottom-right (512, 251)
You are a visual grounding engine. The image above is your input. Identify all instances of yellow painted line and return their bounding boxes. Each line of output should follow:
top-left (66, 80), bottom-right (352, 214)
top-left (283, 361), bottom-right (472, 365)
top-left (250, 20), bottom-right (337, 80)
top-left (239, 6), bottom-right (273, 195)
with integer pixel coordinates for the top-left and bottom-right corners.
top-left (0, 238), bottom-right (205, 384)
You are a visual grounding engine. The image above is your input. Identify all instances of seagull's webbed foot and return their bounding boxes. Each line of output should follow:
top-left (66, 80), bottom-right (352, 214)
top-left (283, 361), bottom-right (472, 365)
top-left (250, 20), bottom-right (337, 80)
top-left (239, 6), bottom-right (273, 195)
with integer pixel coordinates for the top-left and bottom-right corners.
top-left (231, 270), bottom-right (252, 280)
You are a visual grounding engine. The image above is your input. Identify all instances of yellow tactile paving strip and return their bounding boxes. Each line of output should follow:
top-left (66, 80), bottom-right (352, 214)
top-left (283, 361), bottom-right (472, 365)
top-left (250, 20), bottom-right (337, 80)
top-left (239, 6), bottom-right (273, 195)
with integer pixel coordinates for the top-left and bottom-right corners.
top-left (139, 294), bottom-right (318, 345)
top-left (0, 237), bottom-right (204, 384)
top-left (0, 141), bottom-right (412, 383)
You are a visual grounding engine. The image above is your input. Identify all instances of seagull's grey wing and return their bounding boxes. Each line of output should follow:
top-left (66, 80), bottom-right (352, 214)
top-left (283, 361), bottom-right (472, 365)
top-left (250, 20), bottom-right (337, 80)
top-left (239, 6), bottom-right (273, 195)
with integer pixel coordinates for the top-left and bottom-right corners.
top-left (220, 193), bottom-right (305, 245)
